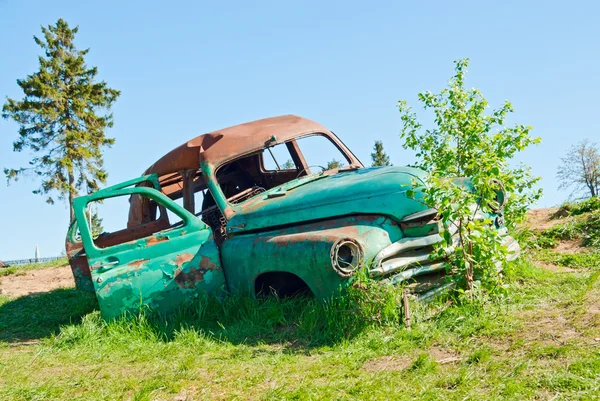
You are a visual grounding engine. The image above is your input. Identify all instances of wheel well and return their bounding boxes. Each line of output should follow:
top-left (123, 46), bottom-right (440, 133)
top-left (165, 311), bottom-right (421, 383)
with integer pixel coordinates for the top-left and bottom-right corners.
top-left (254, 272), bottom-right (312, 298)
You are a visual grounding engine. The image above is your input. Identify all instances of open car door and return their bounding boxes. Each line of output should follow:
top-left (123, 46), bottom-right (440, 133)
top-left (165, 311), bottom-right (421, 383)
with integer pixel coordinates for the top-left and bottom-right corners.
top-left (72, 174), bottom-right (226, 320)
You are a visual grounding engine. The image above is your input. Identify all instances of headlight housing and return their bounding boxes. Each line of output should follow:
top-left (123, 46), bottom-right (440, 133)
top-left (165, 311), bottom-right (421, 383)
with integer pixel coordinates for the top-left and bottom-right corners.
top-left (489, 179), bottom-right (507, 213)
top-left (331, 239), bottom-right (363, 277)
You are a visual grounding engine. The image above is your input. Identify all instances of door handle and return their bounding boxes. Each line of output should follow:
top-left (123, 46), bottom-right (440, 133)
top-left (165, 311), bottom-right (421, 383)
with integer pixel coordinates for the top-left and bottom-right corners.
top-left (91, 260), bottom-right (119, 270)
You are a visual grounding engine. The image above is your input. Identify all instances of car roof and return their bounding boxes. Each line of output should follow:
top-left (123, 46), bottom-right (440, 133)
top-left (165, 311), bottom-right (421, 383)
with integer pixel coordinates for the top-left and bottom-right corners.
top-left (144, 115), bottom-right (330, 177)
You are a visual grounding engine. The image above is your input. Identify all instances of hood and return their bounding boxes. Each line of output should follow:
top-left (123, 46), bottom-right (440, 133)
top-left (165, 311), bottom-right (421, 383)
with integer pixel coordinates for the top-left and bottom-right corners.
top-left (227, 166), bottom-right (431, 233)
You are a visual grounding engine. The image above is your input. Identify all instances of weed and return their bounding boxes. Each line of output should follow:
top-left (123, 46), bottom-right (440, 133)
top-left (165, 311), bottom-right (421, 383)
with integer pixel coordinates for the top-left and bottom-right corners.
top-left (467, 347), bottom-right (492, 364)
top-left (535, 249), bottom-right (600, 269)
top-left (560, 197), bottom-right (600, 216)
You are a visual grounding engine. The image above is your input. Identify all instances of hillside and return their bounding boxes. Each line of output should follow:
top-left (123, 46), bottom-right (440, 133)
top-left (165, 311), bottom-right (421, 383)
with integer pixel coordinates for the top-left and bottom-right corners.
top-left (0, 205), bottom-right (599, 400)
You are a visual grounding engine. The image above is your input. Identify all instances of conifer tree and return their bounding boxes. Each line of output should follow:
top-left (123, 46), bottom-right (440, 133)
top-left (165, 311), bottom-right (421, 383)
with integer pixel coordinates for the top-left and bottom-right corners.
top-left (85, 208), bottom-right (104, 238)
top-left (2, 19), bottom-right (120, 221)
top-left (371, 140), bottom-right (391, 166)
top-left (325, 159), bottom-right (344, 170)
top-left (281, 159), bottom-right (295, 169)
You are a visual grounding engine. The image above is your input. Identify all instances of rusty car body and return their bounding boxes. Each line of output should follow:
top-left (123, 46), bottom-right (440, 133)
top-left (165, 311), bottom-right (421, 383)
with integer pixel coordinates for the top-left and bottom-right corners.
top-left (66, 115), bottom-right (520, 319)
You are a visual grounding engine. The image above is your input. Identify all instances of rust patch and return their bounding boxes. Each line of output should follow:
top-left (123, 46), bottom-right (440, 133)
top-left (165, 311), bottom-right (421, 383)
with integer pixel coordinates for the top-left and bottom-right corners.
top-left (174, 267), bottom-right (206, 288)
top-left (199, 256), bottom-right (218, 270)
top-left (174, 253), bottom-right (194, 267)
top-left (146, 236), bottom-right (168, 247)
top-left (68, 254), bottom-right (93, 292)
top-left (125, 116), bottom-right (363, 229)
top-left (128, 259), bottom-right (149, 267)
top-left (65, 240), bottom-right (83, 258)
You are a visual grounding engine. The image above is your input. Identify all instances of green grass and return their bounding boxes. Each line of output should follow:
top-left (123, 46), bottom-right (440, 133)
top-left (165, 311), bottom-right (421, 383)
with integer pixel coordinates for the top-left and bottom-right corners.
top-left (0, 289), bottom-right (97, 343)
top-left (0, 257), bottom-right (68, 277)
top-left (535, 248), bottom-right (600, 269)
top-left (557, 197), bottom-right (600, 217)
top-left (1, 259), bottom-right (599, 400)
top-left (2, 201), bottom-right (600, 400)
top-left (530, 210), bottom-right (600, 250)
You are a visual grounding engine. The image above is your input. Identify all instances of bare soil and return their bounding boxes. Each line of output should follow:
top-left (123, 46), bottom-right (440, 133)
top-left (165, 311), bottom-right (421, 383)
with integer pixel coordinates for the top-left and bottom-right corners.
top-left (0, 265), bottom-right (74, 298)
top-left (554, 239), bottom-right (584, 254)
top-left (362, 355), bottom-right (413, 372)
top-left (526, 207), bottom-right (562, 231)
top-left (362, 346), bottom-right (460, 372)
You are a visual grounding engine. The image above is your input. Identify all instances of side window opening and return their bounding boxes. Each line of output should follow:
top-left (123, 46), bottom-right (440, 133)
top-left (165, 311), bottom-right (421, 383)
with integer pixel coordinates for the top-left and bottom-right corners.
top-left (261, 143), bottom-right (297, 171)
top-left (216, 156), bottom-right (266, 203)
top-left (151, 169), bottom-right (228, 245)
top-left (89, 193), bottom-right (170, 249)
top-left (164, 197), bottom-right (184, 228)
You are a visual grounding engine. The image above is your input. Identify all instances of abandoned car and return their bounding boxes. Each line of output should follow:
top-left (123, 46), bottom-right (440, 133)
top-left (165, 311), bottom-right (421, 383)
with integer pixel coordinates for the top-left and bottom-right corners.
top-left (66, 115), bottom-right (520, 319)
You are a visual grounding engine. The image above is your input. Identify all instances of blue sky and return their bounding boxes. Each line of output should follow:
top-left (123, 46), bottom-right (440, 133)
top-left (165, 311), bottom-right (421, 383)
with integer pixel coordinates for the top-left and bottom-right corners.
top-left (0, 0), bottom-right (598, 259)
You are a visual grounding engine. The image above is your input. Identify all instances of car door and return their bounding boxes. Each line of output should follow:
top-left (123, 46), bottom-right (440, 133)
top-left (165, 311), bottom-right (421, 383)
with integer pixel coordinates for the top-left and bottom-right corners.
top-left (73, 174), bottom-right (226, 320)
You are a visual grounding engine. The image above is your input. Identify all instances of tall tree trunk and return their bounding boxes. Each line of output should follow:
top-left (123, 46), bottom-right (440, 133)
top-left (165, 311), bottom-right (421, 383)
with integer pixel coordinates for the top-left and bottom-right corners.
top-left (68, 169), bottom-right (75, 222)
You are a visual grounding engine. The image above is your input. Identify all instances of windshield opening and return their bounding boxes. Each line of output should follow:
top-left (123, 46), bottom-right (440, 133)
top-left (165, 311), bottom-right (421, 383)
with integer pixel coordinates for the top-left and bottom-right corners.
top-left (215, 134), bottom-right (352, 205)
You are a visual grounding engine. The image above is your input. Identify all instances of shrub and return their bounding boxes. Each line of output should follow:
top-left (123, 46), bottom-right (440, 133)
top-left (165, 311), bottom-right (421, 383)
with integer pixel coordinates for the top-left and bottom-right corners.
top-left (398, 58), bottom-right (541, 299)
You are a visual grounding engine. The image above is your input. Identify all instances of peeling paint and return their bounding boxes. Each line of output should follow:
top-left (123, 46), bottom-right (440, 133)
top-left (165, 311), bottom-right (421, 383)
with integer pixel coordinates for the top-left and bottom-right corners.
top-left (128, 259), bottom-right (149, 268)
top-left (175, 267), bottom-right (206, 288)
top-left (146, 236), bottom-right (169, 247)
top-left (173, 253), bottom-right (194, 267)
top-left (67, 115), bottom-right (517, 320)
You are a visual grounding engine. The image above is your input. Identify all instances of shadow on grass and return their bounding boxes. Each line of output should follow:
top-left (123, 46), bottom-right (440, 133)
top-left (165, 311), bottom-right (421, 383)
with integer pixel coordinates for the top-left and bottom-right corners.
top-left (0, 279), bottom-right (402, 350)
top-left (0, 288), bottom-right (97, 343)
top-left (139, 285), bottom-right (404, 350)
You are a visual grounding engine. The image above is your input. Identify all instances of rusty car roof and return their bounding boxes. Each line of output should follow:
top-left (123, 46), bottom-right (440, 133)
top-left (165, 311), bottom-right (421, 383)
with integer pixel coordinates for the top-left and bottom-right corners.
top-left (144, 115), bottom-right (331, 177)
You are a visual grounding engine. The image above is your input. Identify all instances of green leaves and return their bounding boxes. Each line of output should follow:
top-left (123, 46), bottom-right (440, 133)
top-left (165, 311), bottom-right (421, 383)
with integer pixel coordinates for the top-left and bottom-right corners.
top-left (2, 19), bottom-right (120, 220)
top-left (398, 59), bottom-right (541, 301)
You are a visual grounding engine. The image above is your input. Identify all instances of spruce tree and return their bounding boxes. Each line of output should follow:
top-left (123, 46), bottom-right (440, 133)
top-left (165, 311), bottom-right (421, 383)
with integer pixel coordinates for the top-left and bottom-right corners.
top-left (2, 19), bottom-right (120, 221)
top-left (281, 159), bottom-right (295, 169)
top-left (88, 210), bottom-right (105, 238)
top-left (325, 159), bottom-right (344, 170)
top-left (371, 140), bottom-right (391, 167)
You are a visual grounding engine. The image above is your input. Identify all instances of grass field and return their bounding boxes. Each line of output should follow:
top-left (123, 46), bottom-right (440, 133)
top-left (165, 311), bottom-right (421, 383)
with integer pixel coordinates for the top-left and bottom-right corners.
top-left (0, 210), bottom-right (599, 400)
top-left (0, 257), bottom-right (68, 277)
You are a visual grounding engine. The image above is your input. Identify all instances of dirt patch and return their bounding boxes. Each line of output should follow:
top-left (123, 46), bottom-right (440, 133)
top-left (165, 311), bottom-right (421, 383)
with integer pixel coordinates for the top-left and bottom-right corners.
top-left (578, 279), bottom-right (600, 330)
top-left (362, 355), bottom-right (413, 372)
top-left (526, 207), bottom-right (580, 232)
top-left (429, 346), bottom-right (461, 364)
top-left (0, 266), bottom-right (75, 298)
top-left (536, 261), bottom-right (577, 273)
top-left (554, 239), bottom-right (585, 254)
top-left (516, 304), bottom-right (595, 347)
top-left (526, 208), bottom-right (561, 231)
top-left (362, 347), bottom-right (460, 372)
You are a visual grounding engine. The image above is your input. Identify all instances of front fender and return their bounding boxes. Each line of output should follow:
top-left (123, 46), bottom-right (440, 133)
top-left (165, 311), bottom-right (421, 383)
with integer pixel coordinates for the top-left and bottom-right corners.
top-left (221, 215), bottom-right (402, 299)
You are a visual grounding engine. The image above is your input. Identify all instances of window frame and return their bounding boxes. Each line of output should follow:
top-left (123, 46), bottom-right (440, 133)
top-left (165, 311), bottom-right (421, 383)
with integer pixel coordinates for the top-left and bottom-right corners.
top-left (74, 184), bottom-right (205, 259)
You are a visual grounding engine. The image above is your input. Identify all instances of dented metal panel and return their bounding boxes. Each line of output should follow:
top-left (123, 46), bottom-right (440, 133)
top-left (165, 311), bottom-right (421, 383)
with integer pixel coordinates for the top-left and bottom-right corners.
top-left (66, 115), bottom-right (520, 320)
top-left (222, 215), bottom-right (402, 299)
top-left (71, 175), bottom-right (225, 320)
top-left (224, 166), bottom-right (430, 233)
top-left (143, 115), bottom-right (361, 178)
